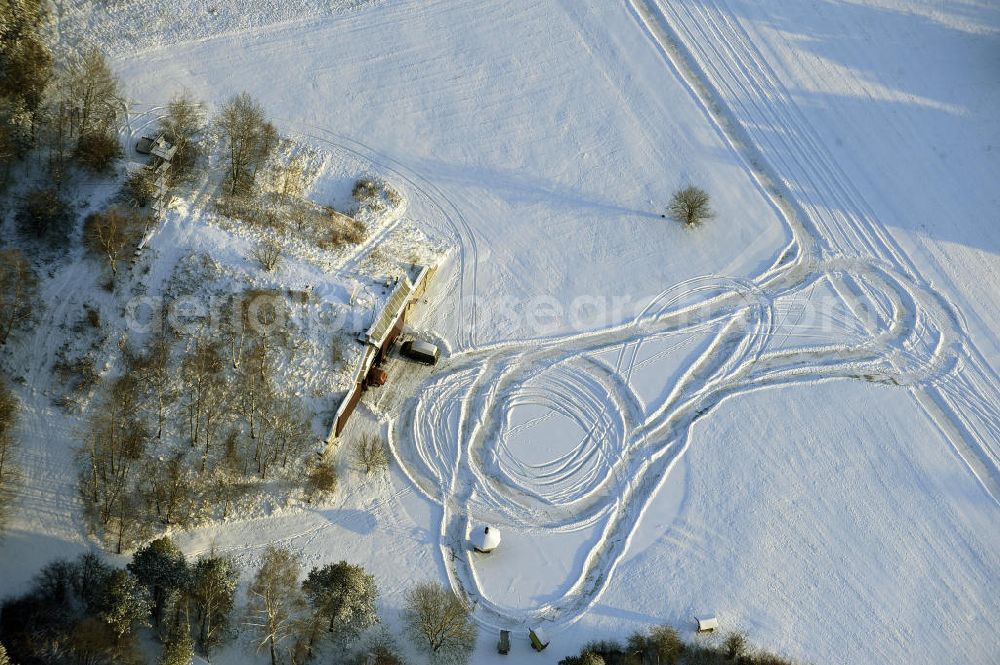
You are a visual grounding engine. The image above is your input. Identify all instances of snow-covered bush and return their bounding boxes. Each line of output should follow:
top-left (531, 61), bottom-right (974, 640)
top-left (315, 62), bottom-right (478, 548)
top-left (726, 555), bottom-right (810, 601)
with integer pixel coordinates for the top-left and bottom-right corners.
top-left (307, 459), bottom-right (338, 496)
top-left (352, 178), bottom-right (379, 201)
top-left (252, 237), bottom-right (283, 272)
top-left (317, 212), bottom-right (366, 249)
top-left (351, 176), bottom-right (404, 216)
top-left (353, 433), bottom-right (388, 475)
top-left (350, 631), bottom-right (406, 665)
top-left (121, 169), bottom-right (156, 207)
top-left (723, 631), bottom-right (750, 660)
top-left (560, 624), bottom-right (799, 665)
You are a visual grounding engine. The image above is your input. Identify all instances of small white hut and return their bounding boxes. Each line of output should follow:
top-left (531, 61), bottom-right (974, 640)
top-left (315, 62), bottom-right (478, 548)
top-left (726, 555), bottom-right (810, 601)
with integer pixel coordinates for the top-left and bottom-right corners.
top-left (695, 615), bottom-right (719, 633)
top-left (471, 526), bottom-right (501, 553)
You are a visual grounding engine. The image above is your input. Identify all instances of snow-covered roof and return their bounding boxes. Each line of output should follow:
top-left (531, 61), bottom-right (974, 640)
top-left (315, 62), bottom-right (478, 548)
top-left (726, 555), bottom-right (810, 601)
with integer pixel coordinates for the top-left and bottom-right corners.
top-left (151, 140), bottom-right (177, 162)
top-left (696, 616), bottom-right (719, 632)
top-left (408, 339), bottom-right (438, 357)
top-left (471, 525), bottom-right (501, 552)
top-left (362, 278), bottom-right (414, 348)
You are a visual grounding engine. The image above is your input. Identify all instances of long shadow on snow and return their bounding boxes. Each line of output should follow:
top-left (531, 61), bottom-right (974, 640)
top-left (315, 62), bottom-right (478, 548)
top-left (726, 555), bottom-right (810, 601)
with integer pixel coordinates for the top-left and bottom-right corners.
top-left (674, 0), bottom-right (1000, 253)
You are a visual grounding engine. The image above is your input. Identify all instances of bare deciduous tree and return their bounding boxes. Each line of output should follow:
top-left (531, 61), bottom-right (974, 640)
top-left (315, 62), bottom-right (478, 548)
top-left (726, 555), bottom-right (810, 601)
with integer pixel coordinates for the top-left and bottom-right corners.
top-left (236, 338), bottom-right (272, 441)
top-left (637, 624), bottom-right (684, 664)
top-left (180, 337), bottom-right (229, 471)
top-left (219, 289), bottom-right (286, 370)
top-left (667, 186), bottom-right (713, 227)
top-left (78, 374), bottom-right (150, 553)
top-left (219, 294), bottom-right (251, 371)
top-left (0, 249), bottom-right (39, 345)
top-left (0, 0), bottom-right (53, 162)
top-left (252, 238), bottom-right (282, 272)
top-left (127, 333), bottom-right (175, 440)
top-left (403, 582), bottom-right (477, 664)
top-left (246, 545), bottom-right (303, 665)
top-left (217, 92), bottom-right (277, 197)
top-left (722, 631), bottom-right (749, 660)
top-left (59, 47), bottom-right (123, 141)
top-left (0, 377), bottom-right (20, 530)
top-left (252, 122), bottom-right (279, 185)
top-left (40, 101), bottom-right (75, 185)
top-left (159, 92), bottom-right (205, 181)
top-left (84, 207), bottom-right (144, 278)
top-left (254, 397), bottom-right (312, 480)
top-left (278, 154), bottom-right (307, 197)
top-left (138, 452), bottom-right (194, 528)
top-left (37, 47), bottom-right (125, 175)
top-left (0, 124), bottom-right (16, 187)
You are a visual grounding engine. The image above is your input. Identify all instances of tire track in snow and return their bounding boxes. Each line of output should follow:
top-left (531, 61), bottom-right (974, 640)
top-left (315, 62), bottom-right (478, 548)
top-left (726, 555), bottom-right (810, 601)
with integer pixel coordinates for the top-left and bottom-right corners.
top-left (286, 124), bottom-right (481, 350)
top-left (394, 254), bottom-right (955, 632)
top-left (629, 0), bottom-right (1000, 500)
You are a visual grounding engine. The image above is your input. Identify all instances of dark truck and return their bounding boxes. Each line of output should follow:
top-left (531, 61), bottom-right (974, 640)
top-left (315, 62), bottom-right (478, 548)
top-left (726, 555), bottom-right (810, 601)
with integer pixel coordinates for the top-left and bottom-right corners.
top-left (400, 339), bottom-right (440, 365)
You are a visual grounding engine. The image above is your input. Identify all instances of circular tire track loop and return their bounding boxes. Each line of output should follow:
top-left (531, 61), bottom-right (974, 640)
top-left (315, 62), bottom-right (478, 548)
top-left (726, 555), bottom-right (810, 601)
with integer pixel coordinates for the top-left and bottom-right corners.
top-left (395, 256), bottom-right (957, 633)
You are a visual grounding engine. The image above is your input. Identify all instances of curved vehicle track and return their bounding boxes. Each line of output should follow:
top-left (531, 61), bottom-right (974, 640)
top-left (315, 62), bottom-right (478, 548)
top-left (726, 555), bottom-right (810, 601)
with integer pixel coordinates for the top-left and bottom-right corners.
top-left (392, 255), bottom-right (962, 632)
top-left (631, 0), bottom-right (999, 500)
top-left (385, 0), bottom-right (997, 636)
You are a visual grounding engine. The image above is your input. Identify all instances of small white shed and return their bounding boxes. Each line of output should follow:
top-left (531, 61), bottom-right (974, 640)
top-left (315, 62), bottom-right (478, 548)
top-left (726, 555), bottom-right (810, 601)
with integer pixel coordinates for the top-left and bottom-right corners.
top-left (471, 526), bottom-right (501, 553)
top-left (696, 615), bottom-right (719, 633)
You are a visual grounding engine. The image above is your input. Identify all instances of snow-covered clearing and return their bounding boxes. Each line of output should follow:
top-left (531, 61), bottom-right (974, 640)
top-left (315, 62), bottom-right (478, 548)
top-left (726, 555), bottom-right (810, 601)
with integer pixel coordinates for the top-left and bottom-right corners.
top-left (2, 1), bottom-right (998, 664)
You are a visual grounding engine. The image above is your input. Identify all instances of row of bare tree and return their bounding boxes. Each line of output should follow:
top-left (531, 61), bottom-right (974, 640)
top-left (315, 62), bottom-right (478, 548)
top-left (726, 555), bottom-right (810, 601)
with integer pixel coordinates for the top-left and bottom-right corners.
top-left (78, 307), bottom-right (314, 552)
top-left (0, 376), bottom-right (19, 532)
top-left (0, 249), bottom-right (39, 346)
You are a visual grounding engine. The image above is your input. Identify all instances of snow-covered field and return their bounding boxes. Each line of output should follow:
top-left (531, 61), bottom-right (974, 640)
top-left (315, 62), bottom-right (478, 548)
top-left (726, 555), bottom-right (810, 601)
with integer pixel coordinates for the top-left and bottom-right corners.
top-left (3, 1), bottom-right (998, 664)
